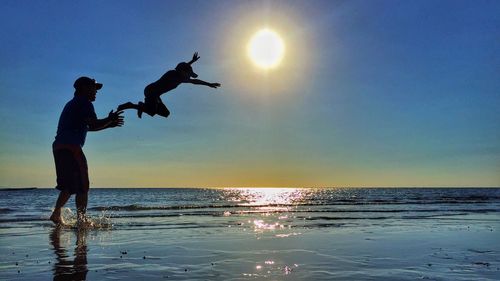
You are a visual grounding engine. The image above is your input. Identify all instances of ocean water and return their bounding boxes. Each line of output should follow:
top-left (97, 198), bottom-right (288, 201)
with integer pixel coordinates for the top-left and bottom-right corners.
top-left (1, 188), bottom-right (499, 280)
top-left (1, 188), bottom-right (499, 229)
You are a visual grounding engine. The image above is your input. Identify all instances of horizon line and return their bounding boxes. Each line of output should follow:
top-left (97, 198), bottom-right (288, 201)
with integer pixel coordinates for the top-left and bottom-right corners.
top-left (2, 186), bottom-right (499, 189)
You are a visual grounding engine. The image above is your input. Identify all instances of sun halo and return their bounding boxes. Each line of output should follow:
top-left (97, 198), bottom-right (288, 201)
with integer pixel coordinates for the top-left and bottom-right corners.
top-left (247, 28), bottom-right (285, 70)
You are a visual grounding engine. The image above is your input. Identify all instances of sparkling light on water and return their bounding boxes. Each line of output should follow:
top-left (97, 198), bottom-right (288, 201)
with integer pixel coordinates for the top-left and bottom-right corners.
top-left (223, 188), bottom-right (313, 234)
top-left (223, 188), bottom-right (310, 206)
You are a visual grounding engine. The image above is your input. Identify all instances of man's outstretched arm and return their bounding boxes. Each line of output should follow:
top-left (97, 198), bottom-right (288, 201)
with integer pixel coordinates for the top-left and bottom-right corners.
top-left (87, 110), bottom-right (124, 131)
top-left (187, 79), bottom-right (221, 89)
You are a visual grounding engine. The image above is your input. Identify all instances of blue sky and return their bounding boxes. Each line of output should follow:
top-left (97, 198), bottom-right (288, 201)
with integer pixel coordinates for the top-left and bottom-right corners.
top-left (0, 0), bottom-right (499, 187)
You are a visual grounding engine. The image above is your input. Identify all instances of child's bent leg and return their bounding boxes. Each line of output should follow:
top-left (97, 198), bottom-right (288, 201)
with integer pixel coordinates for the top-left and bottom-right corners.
top-left (117, 102), bottom-right (148, 118)
top-left (141, 100), bottom-right (159, 118)
top-left (137, 102), bottom-right (144, 118)
top-left (156, 103), bottom-right (171, 119)
top-left (117, 102), bottom-right (138, 111)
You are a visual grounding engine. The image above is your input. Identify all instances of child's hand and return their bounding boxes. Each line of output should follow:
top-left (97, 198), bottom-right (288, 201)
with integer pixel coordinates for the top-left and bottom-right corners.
top-left (191, 52), bottom-right (200, 63)
top-left (210, 83), bottom-right (221, 89)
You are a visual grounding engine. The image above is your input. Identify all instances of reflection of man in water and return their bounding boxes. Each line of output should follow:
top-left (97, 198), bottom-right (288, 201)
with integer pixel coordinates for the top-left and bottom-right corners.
top-left (50, 77), bottom-right (124, 225)
top-left (117, 52), bottom-right (221, 118)
top-left (50, 227), bottom-right (88, 281)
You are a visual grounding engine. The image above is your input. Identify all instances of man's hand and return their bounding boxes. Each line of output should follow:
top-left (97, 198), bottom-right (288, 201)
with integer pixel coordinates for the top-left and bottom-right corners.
top-left (108, 109), bottom-right (124, 127)
top-left (209, 83), bottom-right (221, 89)
top-left (189, 52), bottom-right (200, 65)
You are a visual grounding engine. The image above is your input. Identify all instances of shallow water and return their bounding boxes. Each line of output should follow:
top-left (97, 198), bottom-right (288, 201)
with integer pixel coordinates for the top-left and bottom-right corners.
top-left (1, 188), bottom-right (499, 280)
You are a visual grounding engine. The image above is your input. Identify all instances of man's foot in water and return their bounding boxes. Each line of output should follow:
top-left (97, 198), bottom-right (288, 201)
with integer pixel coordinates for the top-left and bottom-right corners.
top-left (50, 210), bottom-right (65, 226)
top-left (77, 214), bottom-right (94, 228)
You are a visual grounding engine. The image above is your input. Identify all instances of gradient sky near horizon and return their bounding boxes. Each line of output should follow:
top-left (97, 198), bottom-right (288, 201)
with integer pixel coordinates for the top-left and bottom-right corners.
top-left (0, 0), bottom-right (499, 188)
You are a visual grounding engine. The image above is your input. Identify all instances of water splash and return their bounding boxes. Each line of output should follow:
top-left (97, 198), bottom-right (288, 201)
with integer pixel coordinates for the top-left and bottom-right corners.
top-left (57, 208), bottom-right (112, 230)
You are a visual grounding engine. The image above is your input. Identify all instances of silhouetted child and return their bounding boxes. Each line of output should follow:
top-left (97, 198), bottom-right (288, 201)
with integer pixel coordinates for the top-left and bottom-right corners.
top-left (117, 52), bottom-right (221, 118)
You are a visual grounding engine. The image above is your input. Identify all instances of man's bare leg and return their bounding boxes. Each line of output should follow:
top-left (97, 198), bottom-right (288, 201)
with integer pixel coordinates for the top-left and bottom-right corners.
top-left (50, 191), bottom-right (71, 225)
top-left (76, 192), bottom-right (88, 224)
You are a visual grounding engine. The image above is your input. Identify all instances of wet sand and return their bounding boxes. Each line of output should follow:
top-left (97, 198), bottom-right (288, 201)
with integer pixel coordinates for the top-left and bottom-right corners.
top-left (1, 215), bottom-right (499, 280)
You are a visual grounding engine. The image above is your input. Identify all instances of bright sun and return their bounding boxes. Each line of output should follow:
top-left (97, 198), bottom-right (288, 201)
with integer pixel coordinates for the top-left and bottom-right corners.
top-left (247, 28), bottom-right (285, 69)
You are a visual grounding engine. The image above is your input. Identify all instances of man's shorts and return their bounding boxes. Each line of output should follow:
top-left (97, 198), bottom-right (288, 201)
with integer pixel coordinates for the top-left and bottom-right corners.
top-left (53, 144), bottom-right (89, 195)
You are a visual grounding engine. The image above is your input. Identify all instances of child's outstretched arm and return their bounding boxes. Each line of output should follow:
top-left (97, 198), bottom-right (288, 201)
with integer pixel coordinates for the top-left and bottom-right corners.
top-left (187, 79), bottom-right (221, 89)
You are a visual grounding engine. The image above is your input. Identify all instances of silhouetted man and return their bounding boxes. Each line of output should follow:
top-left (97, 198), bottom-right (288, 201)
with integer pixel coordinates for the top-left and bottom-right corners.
top-left (50, 76), bottom-right (124, 226)
top-left (117, 52), bottom-right (221, 118)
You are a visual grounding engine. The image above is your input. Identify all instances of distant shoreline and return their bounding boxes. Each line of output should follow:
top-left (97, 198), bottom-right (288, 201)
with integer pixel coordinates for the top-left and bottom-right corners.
top-left (0, 187), bottom-right (37, 191)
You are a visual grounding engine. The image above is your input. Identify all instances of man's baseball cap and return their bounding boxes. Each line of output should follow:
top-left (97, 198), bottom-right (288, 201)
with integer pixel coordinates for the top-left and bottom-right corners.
top-left (73, 76), bottom-right (103, 90)
top-left (175, 62), bottom-right (198, 78)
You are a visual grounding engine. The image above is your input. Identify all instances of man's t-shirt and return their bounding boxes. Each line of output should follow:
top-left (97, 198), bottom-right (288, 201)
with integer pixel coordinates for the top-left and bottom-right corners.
top-left (144, 70), bottom-right (184, 98)
top-left (54, 96), bottom-right (96, 147)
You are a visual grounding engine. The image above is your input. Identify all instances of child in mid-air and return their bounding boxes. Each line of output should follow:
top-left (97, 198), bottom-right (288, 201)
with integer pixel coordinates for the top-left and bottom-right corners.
top-left (118, 52), bottom-right (221, 118)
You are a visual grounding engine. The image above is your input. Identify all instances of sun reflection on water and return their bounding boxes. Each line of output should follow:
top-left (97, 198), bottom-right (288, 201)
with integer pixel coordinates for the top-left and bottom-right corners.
top-left (223, 188), bottom-right (309, 206)
top-left (223, 188), bottom-right (312, 234)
